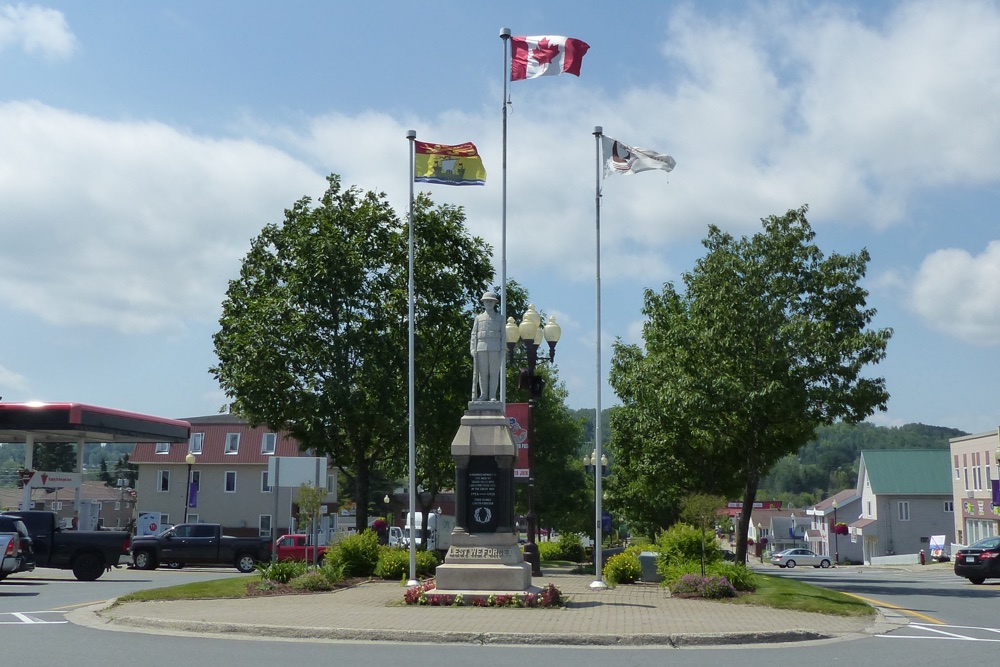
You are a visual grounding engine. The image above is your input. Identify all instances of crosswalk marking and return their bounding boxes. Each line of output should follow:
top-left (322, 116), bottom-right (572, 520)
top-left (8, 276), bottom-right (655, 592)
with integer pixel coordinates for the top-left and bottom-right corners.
top-left (880, 623), bottom-right (1000, 642)
top-left (0, 611), bottom-right (68, 625)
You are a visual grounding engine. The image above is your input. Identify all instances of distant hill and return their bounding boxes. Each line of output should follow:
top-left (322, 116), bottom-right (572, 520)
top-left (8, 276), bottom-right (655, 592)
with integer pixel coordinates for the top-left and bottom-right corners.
top-left (761, 422), bottom-right (968, 506)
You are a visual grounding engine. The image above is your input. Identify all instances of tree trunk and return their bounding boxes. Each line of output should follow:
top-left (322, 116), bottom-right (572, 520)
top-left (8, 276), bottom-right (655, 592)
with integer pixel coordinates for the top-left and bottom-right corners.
top-left (734, 474), bottom-right (759, 565)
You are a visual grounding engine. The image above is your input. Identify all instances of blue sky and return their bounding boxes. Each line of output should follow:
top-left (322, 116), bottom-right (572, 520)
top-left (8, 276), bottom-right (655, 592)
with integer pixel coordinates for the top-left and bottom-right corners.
top-left (1, 1), bottom-right (999, 435)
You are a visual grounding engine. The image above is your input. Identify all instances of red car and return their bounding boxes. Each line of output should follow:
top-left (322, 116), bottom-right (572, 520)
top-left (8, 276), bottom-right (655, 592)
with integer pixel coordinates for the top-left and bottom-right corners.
top-left (274, 534), bottom-right (327, 562)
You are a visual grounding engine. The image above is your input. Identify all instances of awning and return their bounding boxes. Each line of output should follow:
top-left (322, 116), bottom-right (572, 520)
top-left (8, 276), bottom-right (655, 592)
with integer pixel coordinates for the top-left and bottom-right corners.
top-left (0, 402), bottom-right (190, 443)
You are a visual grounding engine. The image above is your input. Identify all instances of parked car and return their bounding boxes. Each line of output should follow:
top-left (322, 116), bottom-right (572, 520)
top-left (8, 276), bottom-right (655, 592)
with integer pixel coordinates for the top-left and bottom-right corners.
top-left (770, 548), bottom-right (831, 569)
top-left (0, 532), bottom-right (21, 581)
top-left (274, 534), bottom-right (327, 562)
top-left (130, 523), bottom-right (271, 573)
top-left (953, 536), bottom-right (1000, 585)
top-left (0, 516), bottom-right (35, 573)
top-left (0, 510), bottom-right (130, 581)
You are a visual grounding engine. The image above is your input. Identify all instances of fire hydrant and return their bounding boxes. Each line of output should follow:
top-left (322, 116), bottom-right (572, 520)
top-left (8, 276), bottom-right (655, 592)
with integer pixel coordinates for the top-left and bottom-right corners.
top-left (919, 549), bottom-right (926, 565)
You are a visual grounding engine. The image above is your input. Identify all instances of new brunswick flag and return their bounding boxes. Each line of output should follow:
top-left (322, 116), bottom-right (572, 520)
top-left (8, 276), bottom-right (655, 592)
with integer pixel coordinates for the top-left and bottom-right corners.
top-left (414, 141), bottom-right (487, 186)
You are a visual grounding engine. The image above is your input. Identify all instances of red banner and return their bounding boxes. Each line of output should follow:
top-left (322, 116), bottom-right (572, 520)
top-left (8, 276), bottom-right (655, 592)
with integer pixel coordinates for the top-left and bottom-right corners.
top-left (506, 403), bottom-right (530, 482)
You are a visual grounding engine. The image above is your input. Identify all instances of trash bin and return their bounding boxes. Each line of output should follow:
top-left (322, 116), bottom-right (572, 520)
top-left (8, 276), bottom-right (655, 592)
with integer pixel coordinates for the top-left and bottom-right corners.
top-left (639, 551), bottom-right (662, 582)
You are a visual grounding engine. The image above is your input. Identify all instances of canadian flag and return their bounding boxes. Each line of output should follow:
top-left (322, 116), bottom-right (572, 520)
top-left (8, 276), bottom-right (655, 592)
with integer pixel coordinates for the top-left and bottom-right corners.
top-left (510, 35), bottom-right (590, 81)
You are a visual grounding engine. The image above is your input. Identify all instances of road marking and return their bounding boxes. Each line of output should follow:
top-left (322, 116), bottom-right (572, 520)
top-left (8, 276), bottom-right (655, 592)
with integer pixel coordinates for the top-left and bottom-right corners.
top-left (52, 600), bottom-right (110, 610)
top-left (841, 592), bottom-right (946, 625)
top-left (0, 611), bottom-right (68, 625)
top-left (880, 623), bottom-right (1000, 642)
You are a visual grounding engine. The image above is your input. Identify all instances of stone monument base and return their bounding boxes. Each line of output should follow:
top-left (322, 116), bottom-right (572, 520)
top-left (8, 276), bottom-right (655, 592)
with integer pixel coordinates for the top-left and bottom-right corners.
top-left (433, 531), bottom-right (531, 593)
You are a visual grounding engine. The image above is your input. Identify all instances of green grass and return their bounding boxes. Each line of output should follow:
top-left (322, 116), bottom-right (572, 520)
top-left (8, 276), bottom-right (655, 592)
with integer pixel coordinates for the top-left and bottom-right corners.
top-left (728, 572), bottom-right (875, 617)
top-left (116, 575), bottom-right (256, 603)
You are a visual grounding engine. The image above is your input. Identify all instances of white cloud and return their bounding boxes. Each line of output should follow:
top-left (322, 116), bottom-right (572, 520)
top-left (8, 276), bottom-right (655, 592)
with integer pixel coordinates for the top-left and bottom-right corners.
top-left (0, 3), bottom-right (75, 58)
top-left (0, 101), bottom-right (325, 334)
top-left (910, 241), bottom-right (1000, 345)
top-left (0, 362), bottom-right (28, 393)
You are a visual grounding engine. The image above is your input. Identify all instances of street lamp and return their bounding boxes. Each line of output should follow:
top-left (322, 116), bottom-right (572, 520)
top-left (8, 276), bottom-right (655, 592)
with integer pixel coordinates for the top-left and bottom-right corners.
top-left (506, 304), bottom-right (561, 577)
top-left (383, 494), bottom-right (391, 525)
top-left (183, 453), bottom-right (196, 524)
top-left (832, 499), bottom-right (839, 566)
top-left (583, 449), bottom-right (610, 570)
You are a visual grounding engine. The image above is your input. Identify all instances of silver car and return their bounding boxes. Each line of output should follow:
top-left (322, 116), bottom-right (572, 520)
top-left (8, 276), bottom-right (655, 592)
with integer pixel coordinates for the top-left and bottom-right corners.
top-left (770, 547), bottom-right (831, 569)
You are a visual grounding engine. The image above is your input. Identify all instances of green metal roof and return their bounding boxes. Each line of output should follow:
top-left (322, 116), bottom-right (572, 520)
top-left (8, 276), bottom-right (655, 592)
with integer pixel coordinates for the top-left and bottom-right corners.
top-left (860, 449), bottom-right (952, 495)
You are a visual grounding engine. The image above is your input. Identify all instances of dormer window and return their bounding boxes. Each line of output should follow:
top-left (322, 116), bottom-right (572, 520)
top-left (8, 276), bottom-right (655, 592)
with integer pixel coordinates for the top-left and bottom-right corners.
top-left (261, 433), bottom-right (276, 455)
top-left (190, 432), bottom-right (204, 455)
top-left (225, 433), bottom-right (240, 454)
top-left (155, 442), bottom-right (170, 454)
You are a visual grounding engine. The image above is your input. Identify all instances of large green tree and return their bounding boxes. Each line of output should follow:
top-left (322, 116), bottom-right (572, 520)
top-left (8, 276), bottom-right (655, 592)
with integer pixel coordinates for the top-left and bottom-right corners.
top-left (212, 176), bottom-right (492, 533)
top-left (609, 206), bottom-right (892, 562)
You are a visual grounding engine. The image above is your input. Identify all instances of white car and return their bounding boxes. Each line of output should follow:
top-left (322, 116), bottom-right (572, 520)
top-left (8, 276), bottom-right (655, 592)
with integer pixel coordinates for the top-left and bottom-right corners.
top-left (770, 547), bottom-right (831, 569)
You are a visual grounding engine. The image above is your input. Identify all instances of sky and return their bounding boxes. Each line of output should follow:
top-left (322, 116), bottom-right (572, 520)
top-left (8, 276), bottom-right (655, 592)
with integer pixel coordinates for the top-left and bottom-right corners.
top-left (1, 1), bottom-right (999, 435)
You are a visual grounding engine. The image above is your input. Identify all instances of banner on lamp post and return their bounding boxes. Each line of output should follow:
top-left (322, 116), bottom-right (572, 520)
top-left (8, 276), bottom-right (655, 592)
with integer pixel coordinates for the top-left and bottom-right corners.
top-left (507, 402), bottom-right (530, 482)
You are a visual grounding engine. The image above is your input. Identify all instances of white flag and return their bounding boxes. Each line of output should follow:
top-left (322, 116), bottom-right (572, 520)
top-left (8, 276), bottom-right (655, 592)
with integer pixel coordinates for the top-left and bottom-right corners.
top-left (602, 136), bottom-right (675, 177)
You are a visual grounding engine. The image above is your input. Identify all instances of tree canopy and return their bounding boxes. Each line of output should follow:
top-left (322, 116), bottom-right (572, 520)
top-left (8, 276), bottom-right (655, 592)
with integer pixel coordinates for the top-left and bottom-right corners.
top-left (211, 175), bottom-right (493, 532)
top-left (608, 206), bottom-right (892, 562)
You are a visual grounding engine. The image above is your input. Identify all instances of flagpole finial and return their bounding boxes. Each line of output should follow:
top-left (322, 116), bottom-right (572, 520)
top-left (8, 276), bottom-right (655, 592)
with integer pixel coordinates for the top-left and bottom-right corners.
top-left (500, 27), bottom-right (511, 39)
top-left (406, 130), bottom-right (416, 139)
top-left (593, 126), bottom-right (602, 136)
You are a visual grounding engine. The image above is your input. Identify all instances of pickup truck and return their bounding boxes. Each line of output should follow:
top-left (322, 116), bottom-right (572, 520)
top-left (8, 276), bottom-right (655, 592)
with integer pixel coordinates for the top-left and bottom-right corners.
top-left (274, 534), bottom-right (327, 562)
top-left (130, 523), bottom-right (271, 573)
top-left (0, 511), bottom-right (130, 581)
top-left (0, 532), bottom-right (20, 581)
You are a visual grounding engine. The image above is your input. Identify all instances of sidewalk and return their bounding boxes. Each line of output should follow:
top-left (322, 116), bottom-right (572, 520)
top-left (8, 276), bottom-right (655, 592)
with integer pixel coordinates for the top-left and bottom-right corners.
top-left (70, 565), bottom-right (907, 647)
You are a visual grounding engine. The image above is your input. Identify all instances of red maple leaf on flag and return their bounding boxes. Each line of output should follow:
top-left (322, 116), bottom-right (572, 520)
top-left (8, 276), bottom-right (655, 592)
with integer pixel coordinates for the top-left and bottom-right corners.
top-left (530, 38), bottom-right (560, 66)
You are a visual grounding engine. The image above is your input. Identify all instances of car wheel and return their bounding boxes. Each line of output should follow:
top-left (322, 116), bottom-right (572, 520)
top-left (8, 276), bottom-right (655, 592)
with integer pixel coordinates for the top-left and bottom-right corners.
top-left (820, 560), bottom-right (831, 568)
top-left (133, 550), bottom-right (156, 570)
top-left (72, 553), bottom-right (105, 581)
top-left (785, 560), bottom-right (796, 568)
top-left (236, 554), bottom-right (257, 573)
top-left (969, 576), bottom-right (986, 585)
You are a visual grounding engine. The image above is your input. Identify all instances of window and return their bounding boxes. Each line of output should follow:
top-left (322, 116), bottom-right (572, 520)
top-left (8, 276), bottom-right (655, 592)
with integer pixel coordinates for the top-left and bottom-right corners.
top-left (160, 513), bottom-right (170, 524)
top-left (191, 525), bottom-right (215, 538)
top-left (191, 470), bottom-right (201, 490)
top-left (955, 455), bottom-right (960, 479)
top-left (259, 515), bottom-right (272, 538)
top-left (261, 471), bottom-right (272, 493)
top-left (190, 432), bottom-right (204, 455)
top-left (115, 501), bottom-right (121, 510)
top-left (52, 501), bottom-right (63, 511)
top-left (187, 513), bottom-right (199, 524)
top-left (225, 471), bottom-right (237, 493)
top-left (261, 433), bottom-right (276, 455)
top-left (867, 501), bottom-right (872, 516)
top-left (155, 442), bottom-right (170, 454)
top-left (158, 470), bottom-right (170, 492)
top-left (944, 501), bottom-right (954, 513)
top-left (224, 433), bottom-right (240, 454)
top-left (898, 501), bottom-right (910, 521)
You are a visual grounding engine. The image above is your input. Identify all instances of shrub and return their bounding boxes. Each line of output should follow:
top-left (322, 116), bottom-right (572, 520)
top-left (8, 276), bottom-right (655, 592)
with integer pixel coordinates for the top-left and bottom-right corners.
top-left (603, 551), bottom-right (641, 587)
top-left (289, 570), bottom-right (334, 591)
top-left (255, 559), bottom-right (307, 584)
top-left (553, 533), bottom-right (586, 563)
top-left (671, 573), bottom-right (737, 599)
top-left (655, 523), bottom-right (722, 576)
top-left (537, 541), bottom-right (560, 562)
top-left (324, 530), bottom-right (381, 577)
top-left (659, 560), bottom-right (757, 593)
top-left (375, 546), bottom-right (439, 580)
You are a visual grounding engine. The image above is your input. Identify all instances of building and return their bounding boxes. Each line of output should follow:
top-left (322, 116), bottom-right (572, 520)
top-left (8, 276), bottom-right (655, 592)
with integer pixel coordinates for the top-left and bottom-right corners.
top-left (131, 414), bottom-right (337, 540)
top-left (848, 449), bottom-right (954, 563)
top-left (805, 489), bottom-right (862, 565)
top-left (948, 431), bottom-right (999, 546)
top-left (0, 480), bottom-right (134, 529)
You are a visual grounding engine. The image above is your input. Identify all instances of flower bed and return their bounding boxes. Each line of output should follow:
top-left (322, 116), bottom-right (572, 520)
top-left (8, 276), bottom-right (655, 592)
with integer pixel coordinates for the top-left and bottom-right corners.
top-left (402, 580), bottom-right (564, 608)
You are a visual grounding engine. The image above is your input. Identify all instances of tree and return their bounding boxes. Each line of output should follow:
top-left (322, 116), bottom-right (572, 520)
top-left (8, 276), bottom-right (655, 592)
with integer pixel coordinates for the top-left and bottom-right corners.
top-left (32, 443), bottom-right (76, 472)
top-left (609, 206), bottom-right (891, 563)
top-left (212, 176), bottom-right (493, 533)
top-left (113, 454), bottom-right (138, 488)
top-left (680, 493), bottom-right (726, 576)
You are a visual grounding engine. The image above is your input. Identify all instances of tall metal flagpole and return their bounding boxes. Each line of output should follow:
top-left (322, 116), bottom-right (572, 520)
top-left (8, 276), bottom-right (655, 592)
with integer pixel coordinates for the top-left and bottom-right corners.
top-left (499, 27), bottom-right (511, 405)
top-left (591, 126), bottom-right (607, 589)
top-left (405, 130), bottom-right (418, 586)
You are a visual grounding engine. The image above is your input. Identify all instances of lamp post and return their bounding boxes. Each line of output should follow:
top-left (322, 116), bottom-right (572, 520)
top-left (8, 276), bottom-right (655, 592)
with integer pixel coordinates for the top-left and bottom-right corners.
top-left (583, 449), bottom-right (609, 568)
top-left (505, 304), bottom-right (561, 577)
top-left (832, 499), bottom-right (839, 566)
top-left (183, 453), bottom-right (196, 524)
top-left (384, 494), bottom-right (391, 525)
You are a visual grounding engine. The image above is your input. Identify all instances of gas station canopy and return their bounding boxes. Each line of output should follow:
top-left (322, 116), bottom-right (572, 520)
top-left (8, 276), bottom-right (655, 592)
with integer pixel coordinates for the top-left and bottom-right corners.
top-left (0, 402), bottom-right (190, 444)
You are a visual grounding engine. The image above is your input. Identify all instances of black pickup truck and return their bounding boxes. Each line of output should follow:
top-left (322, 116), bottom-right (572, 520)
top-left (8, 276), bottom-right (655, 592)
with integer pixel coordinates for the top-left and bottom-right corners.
top-left (0, 510), bottom-right (130, 581)
top-left (130, 523), bottom-right (271, 573)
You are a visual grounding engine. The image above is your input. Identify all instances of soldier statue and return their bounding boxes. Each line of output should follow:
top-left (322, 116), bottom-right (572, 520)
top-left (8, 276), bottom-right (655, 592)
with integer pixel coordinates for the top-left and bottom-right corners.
top-left (470, 291), bottom-right (503, 401)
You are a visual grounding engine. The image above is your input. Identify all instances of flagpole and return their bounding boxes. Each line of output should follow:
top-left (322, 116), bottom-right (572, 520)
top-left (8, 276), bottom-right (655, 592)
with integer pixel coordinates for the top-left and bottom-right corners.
top-left (499, 27), bottom-right (511, 406)
top-left (405, 129), bottom-right (418, 587)
top-left (591, 126), bottom-right (607, 590)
